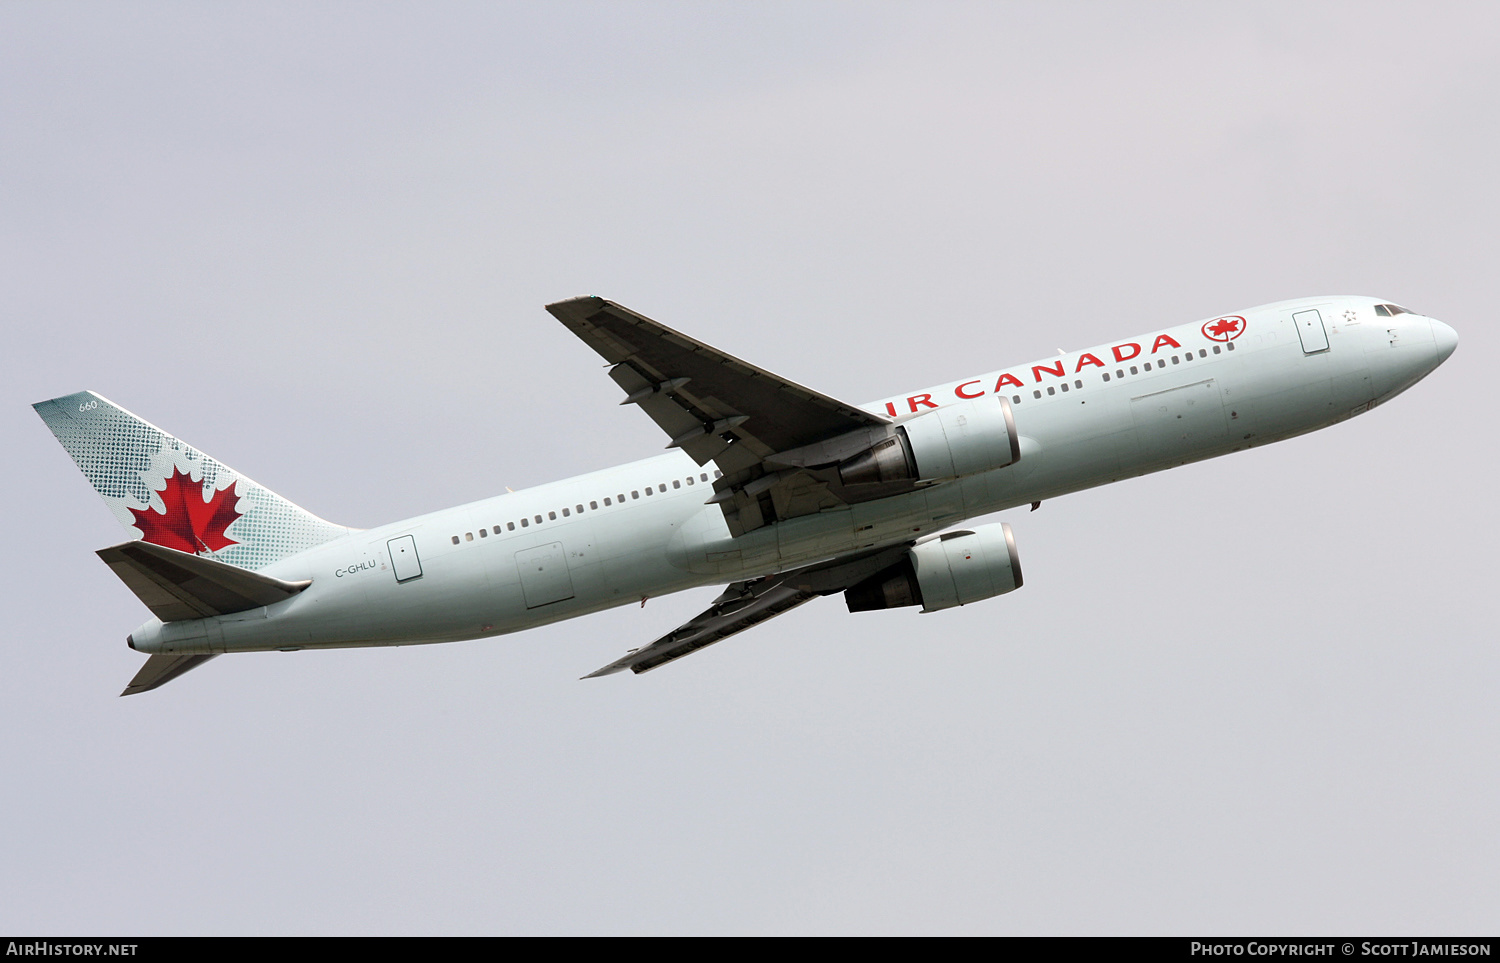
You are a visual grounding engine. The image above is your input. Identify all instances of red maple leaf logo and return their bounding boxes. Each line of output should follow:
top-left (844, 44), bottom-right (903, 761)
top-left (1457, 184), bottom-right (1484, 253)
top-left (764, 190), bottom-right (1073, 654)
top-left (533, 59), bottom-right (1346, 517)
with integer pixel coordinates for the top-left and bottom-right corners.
top-left (1202, 316), bottom-right (1246, 342)
top-left (128, 467), bottom-right (243, 554)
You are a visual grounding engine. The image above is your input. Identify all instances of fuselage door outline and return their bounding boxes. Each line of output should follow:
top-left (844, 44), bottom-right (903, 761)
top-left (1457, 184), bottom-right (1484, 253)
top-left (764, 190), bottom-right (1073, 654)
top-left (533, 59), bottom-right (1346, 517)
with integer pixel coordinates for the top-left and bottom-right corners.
top-left (1293, 309), bottom-right (1330, 354)
top-left (388, 535), bottom-right (423, 583)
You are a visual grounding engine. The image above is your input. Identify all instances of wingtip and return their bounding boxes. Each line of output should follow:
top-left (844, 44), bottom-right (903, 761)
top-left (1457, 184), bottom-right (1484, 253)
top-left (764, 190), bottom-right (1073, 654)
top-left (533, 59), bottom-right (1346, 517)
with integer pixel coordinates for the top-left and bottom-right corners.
top-left (544, 295), bottom-right (605, 314)
top-left (581, 660), bottom-right (631, 679)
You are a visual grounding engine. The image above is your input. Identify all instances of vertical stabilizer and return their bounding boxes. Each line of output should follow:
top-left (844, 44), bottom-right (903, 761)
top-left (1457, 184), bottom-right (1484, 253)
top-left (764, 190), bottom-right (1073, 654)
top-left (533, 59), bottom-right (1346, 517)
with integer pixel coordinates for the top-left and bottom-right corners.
top-left (34, 391), bottom-right (350, 570)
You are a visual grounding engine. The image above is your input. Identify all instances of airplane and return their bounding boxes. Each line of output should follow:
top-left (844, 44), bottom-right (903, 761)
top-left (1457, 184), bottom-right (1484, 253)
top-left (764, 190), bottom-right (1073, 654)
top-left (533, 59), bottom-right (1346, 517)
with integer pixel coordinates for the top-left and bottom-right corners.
top-left (34, 295), bottom-right (1457, 695)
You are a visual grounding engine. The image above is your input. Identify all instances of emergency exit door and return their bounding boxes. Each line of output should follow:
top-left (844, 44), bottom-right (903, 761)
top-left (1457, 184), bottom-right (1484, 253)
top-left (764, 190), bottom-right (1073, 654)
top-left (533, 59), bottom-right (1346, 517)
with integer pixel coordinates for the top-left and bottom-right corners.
top-left (515, 542), bottom-right (575, 609)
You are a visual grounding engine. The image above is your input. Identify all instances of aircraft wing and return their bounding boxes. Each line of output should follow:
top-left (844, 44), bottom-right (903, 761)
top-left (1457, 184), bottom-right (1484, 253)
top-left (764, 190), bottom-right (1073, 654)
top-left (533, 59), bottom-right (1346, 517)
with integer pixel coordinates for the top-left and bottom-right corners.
top-left (583, 543), bottom-right (912, 677)
top-left (546, 297), bottom-right (903, 535)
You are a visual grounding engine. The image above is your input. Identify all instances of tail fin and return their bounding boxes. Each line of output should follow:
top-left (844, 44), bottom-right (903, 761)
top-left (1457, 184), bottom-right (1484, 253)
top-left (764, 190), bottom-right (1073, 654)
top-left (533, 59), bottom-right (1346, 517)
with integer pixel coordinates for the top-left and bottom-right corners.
top-left (34, 391), bottom-right (350, 570)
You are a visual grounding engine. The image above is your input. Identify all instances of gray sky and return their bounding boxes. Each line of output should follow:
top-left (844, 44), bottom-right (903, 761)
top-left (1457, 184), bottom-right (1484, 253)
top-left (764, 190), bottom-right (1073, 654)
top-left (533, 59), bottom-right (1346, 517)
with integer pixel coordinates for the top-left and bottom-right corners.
top-left (2, 1), bottom-right (1495, 935)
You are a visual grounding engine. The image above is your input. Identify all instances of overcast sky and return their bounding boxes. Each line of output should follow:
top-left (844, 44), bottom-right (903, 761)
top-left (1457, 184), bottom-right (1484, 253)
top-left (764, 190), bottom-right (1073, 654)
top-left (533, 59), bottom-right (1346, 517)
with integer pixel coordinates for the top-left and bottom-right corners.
top-left (2, 1), bottom-right (1495, 935)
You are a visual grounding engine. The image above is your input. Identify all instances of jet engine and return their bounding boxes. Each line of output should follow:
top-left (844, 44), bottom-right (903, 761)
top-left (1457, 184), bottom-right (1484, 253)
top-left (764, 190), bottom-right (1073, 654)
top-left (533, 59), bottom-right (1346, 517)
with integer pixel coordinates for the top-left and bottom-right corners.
top-left (772, 395), bottom-right (1021, 488)
top-left (845, 523), bottom-right (1023, 613)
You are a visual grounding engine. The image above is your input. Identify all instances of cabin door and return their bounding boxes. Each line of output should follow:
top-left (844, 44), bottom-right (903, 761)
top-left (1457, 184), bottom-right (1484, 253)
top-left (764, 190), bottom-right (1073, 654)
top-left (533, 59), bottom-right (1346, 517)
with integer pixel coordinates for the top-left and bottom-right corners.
top-left (387, 535), bottom-right (423, 583)
top-left (1293, 309), bottom-right (1330, 353)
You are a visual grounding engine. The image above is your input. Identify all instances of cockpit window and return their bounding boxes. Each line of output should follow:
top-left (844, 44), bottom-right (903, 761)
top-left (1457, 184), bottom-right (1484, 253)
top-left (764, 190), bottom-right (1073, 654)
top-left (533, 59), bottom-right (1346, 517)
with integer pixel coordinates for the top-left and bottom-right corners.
top-left (1374, 303), bottom-right (1413, 317)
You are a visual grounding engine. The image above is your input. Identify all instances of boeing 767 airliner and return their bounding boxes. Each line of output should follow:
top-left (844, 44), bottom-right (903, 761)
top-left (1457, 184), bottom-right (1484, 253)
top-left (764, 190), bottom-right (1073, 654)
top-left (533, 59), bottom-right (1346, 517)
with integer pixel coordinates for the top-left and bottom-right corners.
top-left (35, 295), bottom-right (1457, 694)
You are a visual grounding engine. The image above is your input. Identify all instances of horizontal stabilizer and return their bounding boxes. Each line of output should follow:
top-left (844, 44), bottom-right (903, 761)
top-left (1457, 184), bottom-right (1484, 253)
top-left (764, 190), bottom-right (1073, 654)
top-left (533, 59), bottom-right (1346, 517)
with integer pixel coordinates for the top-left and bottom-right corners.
top-left (122, 653), bottom-right (218, 696)
top-left (97, 540), bottom-right (311, 622)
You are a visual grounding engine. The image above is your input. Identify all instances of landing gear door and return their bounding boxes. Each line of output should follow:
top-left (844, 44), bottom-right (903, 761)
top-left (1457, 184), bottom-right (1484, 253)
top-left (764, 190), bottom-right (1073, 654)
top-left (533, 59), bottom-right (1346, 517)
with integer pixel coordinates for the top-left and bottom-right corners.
top-left (388, 535), bottom-right (423, 583)
top-left (1293, 309), bottom-right (1329, 354)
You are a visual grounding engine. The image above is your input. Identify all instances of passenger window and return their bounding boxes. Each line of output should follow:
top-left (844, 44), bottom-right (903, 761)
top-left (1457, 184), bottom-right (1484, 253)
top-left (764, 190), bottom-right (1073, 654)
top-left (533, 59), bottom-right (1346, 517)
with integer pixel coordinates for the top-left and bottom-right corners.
top-left (1060, 383), bottom-right (1069, 393)
top-left (479, 528), bottom-right (487, 538)
top-left (714, 471), bottom-right (722, 478)
top-left (604, 497), bottom-right (612, 506)
top-left (534, 515), bottom-right (543, 524)
top-left (561, 508), bottom-right (570, 517)
top-left (492, 526), bottom-right (501, 535)
top-left (507, 522), bottom-right (515, 531)
top-left (685, 477), bottom-right (694, 486)
top-left (1103, 373), bottom-right (1111, 382)
top-left (1227, 342), bottom-right (1235, 351)
top-left (658, 484), bottom-right (666, 493)
top-left (465, 533), bottom-right (473, 542)
top-left (548, 511), bottom-right (557, 520)
top-left (451, 536), bottom-right (459, 545)
top-left (1199, 349), bottom-right (1206, 358)
top-left (1116, 369), bottom-right (1124, 378)
top-left (1047, 386), bottom-right (1055, 396)
top-left (632, 491), bottom-right (639, 499)
top-left (520, 518), bottom-right (529, 528)
top-left (1213, 345), bottom-right (1221, 354)
top-left (1171, 356), bottom-right (1180, 364)
top-left (1033, 390), bottom-right (1041, 399)
top-left (590, 501), bottom-right (598, 510)
top-left (1074, 380), bottom-right (1082, 389)
top-left (1012, 395), bottom-right (1021, 404)
top-left (1130, 365), bottom-right (1138, 374)
top-left (1143, 361), bottom-right (1152, 371)
top-left (673, 480), bottom-right (681, 489)
top-left (700, 474), bottom-right (709, 482)
top-left (618, 493), bottom-right (626, 502)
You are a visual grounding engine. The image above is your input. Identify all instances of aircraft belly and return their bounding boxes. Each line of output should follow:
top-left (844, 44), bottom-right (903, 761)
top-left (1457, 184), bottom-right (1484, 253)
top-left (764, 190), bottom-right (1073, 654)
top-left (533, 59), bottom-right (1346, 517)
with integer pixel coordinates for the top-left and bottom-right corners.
top-left (775, 511), bottom-right (857, 564)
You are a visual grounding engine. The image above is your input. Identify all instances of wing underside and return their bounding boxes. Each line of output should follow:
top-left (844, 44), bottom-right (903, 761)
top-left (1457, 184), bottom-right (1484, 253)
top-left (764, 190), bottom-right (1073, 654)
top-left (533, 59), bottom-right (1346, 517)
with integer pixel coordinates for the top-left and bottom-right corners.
top-left (584, 543), bottom-right (914, 678)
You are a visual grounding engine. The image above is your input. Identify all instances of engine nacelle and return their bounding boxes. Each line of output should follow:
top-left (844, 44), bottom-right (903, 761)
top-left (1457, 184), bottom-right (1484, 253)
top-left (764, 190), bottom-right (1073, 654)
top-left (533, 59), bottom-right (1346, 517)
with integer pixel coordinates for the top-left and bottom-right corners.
top-left (844, 522), bottom-right (1023, 613)
top-left (837, 396), bottom-right (1019, 486)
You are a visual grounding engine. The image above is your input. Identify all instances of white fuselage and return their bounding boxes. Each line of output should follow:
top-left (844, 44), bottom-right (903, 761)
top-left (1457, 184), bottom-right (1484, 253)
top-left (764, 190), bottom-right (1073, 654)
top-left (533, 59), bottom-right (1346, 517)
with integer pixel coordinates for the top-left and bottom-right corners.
top-left (129, 296), bottom-right (1455, 657)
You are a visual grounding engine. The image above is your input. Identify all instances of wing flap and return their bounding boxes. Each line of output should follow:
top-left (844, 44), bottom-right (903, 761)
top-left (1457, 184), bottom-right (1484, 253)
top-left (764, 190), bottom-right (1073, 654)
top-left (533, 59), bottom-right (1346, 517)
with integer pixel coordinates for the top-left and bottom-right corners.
top-left (97, 540), bottom-right (311, 622)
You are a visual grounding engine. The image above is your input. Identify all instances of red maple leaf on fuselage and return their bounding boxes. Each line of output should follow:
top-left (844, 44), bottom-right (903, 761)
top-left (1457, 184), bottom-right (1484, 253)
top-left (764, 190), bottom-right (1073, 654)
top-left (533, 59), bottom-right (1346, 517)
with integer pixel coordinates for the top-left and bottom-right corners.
top-left (1209, 318), bottom-right (1241, 337)
top-left (128, 467), bottom-right (243, 554)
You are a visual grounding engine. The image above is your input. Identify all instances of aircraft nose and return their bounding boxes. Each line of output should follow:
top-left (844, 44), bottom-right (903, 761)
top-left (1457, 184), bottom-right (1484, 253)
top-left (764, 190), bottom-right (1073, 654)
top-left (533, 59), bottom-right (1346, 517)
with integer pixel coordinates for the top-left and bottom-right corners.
top-left (1431, 318), bottom-right (1458, 363)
